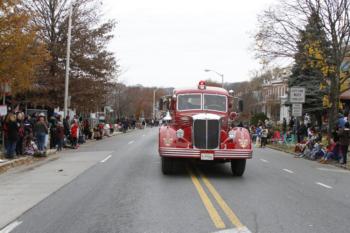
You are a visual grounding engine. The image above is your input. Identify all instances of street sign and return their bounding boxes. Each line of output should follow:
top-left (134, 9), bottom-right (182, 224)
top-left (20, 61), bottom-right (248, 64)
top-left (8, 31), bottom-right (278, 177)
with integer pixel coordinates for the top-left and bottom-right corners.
top-left (292, 103), bottom-right (303, 117)
top-left (290, 87), bottom-right (305, 103)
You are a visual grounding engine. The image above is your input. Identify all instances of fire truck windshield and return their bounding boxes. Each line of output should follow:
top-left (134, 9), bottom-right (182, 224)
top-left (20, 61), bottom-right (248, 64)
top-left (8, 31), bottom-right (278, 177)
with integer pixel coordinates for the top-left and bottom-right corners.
top-left (203, 94), bottom-right (227, 112)
top-left (177, 94), bottom-right (201, 110)
top-left (177, 94), bottom-right (227, 112)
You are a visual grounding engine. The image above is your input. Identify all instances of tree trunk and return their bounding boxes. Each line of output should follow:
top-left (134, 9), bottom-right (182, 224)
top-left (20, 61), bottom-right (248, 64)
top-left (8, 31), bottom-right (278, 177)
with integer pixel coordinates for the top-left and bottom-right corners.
top-left (327, 73), bottom-right (340, 140)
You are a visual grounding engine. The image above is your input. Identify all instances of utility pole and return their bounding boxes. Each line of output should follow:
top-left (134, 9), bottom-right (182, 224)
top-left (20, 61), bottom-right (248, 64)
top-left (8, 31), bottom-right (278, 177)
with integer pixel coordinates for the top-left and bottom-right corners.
top-left (64, 3), bottom-right (73, 118)
top-left (153, 89), bottom-right (156, 120)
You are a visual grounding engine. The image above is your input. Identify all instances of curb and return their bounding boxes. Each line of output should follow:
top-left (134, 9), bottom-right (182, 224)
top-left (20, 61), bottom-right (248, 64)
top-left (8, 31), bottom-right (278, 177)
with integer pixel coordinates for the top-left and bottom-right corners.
top-left (266, 145), bottom-right (298, 156)
top-left (0, 149), bottom-right (57, 174)
top-left (0, 130), bottom-right (126, 174)
top-left (266, 144), bottom-right (350, 170)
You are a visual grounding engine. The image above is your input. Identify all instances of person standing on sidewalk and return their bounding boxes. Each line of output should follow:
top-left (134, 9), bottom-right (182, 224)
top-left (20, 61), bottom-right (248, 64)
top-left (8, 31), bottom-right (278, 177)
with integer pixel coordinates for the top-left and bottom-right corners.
top-left (63, 115), bottom-right (70, 139)
top-left (70, 119), bottom-right (79, 149)
top-left (337, 122), bottom-right (350, 166)
top-left (49, 116), bottom-right (58, 149)
top-left (5, 113), bottom-right (19, 159)
top-left (255, 126), bottom-right (262, 146)
top-left (56, 121), bottom-right (65, 151)
top-left (297, 122), bottom-right (307, 143)
top-left (261, 125), bottom-right (268, 148)
top-left (16, 112), bottom-right (25, 156)
top-left (34, 113), bottom-right (48, 155)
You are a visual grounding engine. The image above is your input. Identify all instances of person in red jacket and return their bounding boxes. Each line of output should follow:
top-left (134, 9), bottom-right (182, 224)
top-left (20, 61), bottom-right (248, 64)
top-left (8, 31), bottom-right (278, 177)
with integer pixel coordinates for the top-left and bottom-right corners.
top-left (70, 119), bottom-right (79, 149)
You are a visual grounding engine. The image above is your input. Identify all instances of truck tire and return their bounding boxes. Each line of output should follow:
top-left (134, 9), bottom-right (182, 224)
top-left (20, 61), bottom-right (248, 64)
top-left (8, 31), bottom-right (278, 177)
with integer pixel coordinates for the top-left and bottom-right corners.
top-left (161, 157), bottom-right (174, 174)
top-left (231, 159), bottom-right (246, 176)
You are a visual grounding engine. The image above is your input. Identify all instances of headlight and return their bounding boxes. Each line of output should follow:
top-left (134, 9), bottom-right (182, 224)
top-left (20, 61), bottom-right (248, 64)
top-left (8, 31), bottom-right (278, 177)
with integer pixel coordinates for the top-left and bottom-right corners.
top-left (228, 130), bottom-right (236, 139)
top-left (176, 129), bottom-right (184, 138)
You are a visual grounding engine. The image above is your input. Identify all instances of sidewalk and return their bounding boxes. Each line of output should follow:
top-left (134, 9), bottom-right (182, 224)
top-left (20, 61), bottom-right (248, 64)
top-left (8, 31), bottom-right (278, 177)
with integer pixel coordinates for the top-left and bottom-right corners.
top-left (267, 143), bottom-right (350, 170)
top-left (0, 131), bottom-right (122, 175)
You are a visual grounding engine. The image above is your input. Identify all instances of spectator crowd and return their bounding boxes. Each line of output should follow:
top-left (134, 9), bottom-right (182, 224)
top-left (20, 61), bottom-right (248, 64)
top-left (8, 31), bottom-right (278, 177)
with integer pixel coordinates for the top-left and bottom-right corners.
top-left (0, 108), bottom-right (161, 160)
top-left (1, 111), bottom-right (115, 160)
top-left (249, 114), bottom-right (349, 168)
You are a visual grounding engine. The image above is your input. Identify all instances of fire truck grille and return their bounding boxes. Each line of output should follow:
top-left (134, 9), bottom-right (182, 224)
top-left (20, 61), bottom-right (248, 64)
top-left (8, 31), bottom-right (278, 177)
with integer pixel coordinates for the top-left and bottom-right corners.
top-left (193, 119), bottom-right (220, 149)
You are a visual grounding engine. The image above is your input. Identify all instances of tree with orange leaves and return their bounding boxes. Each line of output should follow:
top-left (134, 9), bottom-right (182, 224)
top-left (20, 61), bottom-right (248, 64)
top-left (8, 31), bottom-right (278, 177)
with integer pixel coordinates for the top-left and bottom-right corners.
top-left (0, 0), bottom-right (47, 94)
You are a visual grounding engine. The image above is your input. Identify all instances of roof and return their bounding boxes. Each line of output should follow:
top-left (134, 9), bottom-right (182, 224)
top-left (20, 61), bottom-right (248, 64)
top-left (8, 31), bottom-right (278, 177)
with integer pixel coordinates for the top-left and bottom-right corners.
top-left (174, 86), bottom-right (229, 96)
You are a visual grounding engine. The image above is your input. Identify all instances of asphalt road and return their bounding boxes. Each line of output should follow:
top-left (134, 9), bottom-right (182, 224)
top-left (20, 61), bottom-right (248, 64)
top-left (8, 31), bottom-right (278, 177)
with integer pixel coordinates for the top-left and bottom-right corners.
top-left (1, 128), bottom-right (350, 233)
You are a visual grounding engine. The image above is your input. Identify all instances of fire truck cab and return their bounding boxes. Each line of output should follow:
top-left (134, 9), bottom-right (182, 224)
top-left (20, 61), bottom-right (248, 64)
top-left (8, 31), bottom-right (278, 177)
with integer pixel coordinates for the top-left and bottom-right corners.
top-left (158, 81), bottom-right (253, 176)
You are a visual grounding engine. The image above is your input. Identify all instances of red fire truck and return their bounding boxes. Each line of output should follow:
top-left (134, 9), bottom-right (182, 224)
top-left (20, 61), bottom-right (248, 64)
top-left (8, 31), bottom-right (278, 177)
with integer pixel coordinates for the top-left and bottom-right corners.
top-left (158, 81), bottom-right (252, 176)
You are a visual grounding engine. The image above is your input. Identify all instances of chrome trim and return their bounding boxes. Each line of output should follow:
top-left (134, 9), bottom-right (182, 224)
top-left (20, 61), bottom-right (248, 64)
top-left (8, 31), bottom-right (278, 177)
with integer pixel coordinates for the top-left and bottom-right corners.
top-left (192, 118), bottom-right (220, 150)
top-left (192, 113), bottom-right (221, 120)
top-left (159, 147), bottom-right (253, 159)
top-left (206, 119), bottom-right (208, 148)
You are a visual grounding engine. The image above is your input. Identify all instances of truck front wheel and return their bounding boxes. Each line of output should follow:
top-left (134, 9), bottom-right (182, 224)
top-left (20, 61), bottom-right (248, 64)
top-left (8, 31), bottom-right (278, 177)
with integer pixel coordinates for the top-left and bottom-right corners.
top-left (231, 159), bottom-right (246, 176)
top-left (161, 157), bottom-right (174, 174)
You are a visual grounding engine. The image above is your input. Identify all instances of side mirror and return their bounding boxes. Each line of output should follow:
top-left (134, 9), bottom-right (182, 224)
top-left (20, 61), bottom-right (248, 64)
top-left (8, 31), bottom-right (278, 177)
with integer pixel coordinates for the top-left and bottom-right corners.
top-left (229, 112), bottom-right (237, 120)
top-left (238, 100), bottom-right (243, 112)
top-left (163, 111), bottom-right (172, 121)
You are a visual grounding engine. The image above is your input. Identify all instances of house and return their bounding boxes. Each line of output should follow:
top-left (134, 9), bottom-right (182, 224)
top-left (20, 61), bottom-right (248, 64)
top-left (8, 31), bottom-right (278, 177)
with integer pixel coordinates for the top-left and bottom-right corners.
top-left (260, 67), bottom-right (291, 123)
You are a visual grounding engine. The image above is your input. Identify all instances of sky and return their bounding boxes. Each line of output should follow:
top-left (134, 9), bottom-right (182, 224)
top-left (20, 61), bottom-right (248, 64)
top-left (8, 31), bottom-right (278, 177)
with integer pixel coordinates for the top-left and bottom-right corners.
top-left (102, 0), bottom-right (278, 88)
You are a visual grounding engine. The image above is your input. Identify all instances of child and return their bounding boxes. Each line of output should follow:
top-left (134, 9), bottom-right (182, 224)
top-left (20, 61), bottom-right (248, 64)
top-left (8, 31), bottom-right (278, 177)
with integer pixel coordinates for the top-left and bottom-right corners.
top-left (24, 137), bottom-right (38, 156)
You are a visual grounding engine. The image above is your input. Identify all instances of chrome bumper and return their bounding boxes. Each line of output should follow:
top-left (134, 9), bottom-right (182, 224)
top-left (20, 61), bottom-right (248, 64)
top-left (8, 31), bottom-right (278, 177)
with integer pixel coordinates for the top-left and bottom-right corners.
top-left (159, 147), bottom-right (253, 159)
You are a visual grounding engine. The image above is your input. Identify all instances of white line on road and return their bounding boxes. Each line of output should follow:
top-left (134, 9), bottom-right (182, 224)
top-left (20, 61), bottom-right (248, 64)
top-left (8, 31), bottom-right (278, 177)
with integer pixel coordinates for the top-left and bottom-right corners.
top-left (282, 169), bottom-right (294, 174)
top-left (0, 221), bottom-right (22, 233)
top-left (142, 134), bottom-right (145, 137)
top-left (260, 159), bottom-right (269, 163)
top-left (128, 140), bottom-right (134, 144)
top-left (316, 182), bottom-right (333, 189)
top-left (212, 226), bottom-right (252, 233)
top-left (100, 155), bottom-right (112, 163)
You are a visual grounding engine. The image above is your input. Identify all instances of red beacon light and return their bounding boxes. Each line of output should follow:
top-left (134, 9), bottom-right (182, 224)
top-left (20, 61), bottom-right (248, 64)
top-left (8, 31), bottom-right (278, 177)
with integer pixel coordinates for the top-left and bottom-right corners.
top-left (198, 80), bottom-right (206, 90)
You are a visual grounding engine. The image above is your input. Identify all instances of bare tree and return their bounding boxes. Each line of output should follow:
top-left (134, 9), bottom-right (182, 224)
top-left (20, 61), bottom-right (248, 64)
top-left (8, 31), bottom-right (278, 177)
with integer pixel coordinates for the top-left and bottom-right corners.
top-left (24, 0), bottom-right (118, 110)
top-left (255, 0), bottom-right (350, 134)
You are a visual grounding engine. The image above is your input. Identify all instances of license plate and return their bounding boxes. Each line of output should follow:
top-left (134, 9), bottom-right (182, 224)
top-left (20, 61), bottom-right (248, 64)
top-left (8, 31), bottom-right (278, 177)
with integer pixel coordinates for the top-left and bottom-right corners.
top-left (201, 153), bottom-right (214, 160)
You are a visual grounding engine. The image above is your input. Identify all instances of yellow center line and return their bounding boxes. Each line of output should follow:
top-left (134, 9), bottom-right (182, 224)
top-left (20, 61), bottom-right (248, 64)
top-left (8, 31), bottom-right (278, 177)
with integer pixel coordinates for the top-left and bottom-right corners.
top-left (187, 167), bottom-right (226, 229)
top-left (195, 168), bottom-right (245, 229)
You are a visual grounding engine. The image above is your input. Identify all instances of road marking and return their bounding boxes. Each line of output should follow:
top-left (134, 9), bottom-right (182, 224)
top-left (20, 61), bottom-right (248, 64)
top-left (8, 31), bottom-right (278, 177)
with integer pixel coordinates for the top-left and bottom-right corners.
top-left (128, 140), bottom-right (134, 144)
top-left (260, 159), bottom-right (269, 163)
top-left (187, 168), bottom-right (226, 229)
top-left (212, 226), bottom-right (252, 233)
top-left (100, 155), bottom-right (112, 163)
top-left (0, 221), bottom-right (22, 233)
top-left (196, 168), bottom-right (244, 229)
top-left (282, 169), bottom-right (294, 174)
top-left (316, 182), bottom-right (333, 189)
top-left (317, 167), bottom-right (350, 174)
top-left (142, 134), bottom-right (146, 137)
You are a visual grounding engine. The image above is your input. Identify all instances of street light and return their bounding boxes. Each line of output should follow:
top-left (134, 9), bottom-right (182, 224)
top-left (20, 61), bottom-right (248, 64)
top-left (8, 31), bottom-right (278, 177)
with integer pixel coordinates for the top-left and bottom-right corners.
top-left (204, 69), bottom-right (224, 88)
